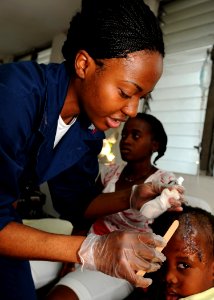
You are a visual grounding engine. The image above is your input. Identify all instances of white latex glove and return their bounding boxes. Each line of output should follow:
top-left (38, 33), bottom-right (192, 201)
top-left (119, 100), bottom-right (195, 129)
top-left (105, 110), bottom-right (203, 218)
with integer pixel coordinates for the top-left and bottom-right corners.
top-left (130, 177), bottom-right (185, 211)
top-left (78, 231), bottom-right (166, 288)
top-left (140, 188), bottom-right (181, 219)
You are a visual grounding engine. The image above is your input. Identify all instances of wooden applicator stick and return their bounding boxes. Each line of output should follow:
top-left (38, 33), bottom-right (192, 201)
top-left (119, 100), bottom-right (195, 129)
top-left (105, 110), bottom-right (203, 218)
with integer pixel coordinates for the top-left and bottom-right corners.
top-left (137, 220), bottom-right (179, 276)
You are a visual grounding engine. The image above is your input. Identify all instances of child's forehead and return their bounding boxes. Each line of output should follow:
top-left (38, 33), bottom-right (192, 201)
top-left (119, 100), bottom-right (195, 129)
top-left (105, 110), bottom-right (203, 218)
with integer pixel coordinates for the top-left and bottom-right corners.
top-left (170, 221), bottom-right (209, 261)
top-left (124, 118), bottom-right (148, 128)
top-left (179, 216), bottom-right (199, 237)
top-left (165, 236), bottom-right (200, 264)
top-left (122, 119), bottom-right (152, 136)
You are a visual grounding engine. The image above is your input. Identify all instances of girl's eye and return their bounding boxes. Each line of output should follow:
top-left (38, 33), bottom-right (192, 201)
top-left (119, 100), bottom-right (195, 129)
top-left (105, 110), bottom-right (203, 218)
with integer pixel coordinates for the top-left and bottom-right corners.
top-left (133, 133), bottom-right (140, 139)
top-left (177, 262), bottom-right (190, 270)
top-left (120, 89), bottom-right (131, 99)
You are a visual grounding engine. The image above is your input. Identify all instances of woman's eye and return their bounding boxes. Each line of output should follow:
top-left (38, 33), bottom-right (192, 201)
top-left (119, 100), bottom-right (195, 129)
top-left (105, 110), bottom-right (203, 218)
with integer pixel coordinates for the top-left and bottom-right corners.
top-left (177, 262), bottom-right (190, 270)
top-left (120, 90), bottom-right (131, 99)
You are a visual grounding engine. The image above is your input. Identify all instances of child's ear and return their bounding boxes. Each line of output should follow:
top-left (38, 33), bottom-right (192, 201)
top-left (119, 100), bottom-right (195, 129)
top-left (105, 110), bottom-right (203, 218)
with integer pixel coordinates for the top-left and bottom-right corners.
top-left (210, 260), bottom-right (214, 285)
top-left (152, 141), bottom-right (159, 153)
top-left (212, 261), bottom-right (214, 280)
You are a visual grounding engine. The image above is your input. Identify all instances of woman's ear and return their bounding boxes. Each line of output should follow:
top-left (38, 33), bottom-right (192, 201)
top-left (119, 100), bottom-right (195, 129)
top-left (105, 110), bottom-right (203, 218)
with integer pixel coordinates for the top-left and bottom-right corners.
top-left (75, 50), bottom-right (95, 78)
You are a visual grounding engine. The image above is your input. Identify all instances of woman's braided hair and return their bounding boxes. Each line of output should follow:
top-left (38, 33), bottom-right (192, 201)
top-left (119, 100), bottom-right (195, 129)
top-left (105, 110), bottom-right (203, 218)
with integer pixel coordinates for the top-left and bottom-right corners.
top-left (62, 0), bottom-right (164, 73)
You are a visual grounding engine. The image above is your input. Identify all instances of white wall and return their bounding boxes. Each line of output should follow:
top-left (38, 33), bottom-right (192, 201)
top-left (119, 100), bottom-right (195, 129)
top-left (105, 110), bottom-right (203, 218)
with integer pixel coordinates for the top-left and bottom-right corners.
top-left (151, 0), bottom-right (214, 175)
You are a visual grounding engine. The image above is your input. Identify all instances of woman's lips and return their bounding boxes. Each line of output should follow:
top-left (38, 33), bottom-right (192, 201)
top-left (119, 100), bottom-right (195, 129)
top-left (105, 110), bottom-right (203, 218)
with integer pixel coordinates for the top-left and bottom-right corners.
top-left (106, 117), bottom-right (124, 128)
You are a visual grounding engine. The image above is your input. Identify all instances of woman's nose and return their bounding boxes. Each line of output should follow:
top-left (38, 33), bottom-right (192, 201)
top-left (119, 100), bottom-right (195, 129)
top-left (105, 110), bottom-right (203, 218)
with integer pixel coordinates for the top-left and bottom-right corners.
top-left (122, 98), bottom-right (139, 118)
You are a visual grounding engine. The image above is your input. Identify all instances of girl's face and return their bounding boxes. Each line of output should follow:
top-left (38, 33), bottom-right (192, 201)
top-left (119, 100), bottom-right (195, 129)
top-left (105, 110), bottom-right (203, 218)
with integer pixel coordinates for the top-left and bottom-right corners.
top-left (75, 50), bottom-right (163, 131)
top-left (163, 228), bottom-right (214, 300)
top-left (119, 118), bottom-right (157, 162)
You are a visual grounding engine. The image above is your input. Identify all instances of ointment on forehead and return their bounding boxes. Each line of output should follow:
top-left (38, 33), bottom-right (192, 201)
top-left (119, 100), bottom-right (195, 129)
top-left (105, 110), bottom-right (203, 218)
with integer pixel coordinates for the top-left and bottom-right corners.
top-left (179, 214), bottom-right (204, 262)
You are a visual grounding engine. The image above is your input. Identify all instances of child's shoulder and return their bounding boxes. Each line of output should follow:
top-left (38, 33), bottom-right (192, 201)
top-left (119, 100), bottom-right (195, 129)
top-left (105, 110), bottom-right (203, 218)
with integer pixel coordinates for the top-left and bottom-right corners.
top-left (179, 287), bottom-right (214, 299)
top-left (146, 169), bottom-right (176, 184)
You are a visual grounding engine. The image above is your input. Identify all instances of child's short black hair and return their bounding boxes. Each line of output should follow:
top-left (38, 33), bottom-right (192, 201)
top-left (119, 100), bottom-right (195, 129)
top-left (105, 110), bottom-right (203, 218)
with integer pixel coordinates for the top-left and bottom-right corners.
top-left (151, 204), bottom-right (214, 257)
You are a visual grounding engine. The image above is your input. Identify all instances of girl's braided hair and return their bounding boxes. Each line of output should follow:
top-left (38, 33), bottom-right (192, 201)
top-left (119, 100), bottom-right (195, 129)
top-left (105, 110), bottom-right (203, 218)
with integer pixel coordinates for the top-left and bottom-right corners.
top-left (62, 0), bottom-right (164, 73)
top-left (135, 113), bottom-right (167, 165)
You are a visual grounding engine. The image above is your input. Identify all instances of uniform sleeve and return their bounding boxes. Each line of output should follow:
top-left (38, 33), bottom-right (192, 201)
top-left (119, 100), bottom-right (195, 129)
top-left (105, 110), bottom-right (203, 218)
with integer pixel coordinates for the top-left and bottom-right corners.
top-left (0, 79), bottom-right (39, 229)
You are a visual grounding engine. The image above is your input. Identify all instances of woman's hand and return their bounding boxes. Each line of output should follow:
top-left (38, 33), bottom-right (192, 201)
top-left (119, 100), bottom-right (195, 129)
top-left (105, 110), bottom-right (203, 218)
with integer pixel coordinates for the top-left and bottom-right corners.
top-left (78, 231), bottom-right (166, 288)
top-left (130, 179), bottom-right (185, 211)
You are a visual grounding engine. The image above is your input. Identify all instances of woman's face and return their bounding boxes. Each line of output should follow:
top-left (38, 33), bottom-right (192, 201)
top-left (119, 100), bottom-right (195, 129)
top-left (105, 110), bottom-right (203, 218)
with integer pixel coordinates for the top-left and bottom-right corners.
top-left (75, 50), bottom-right (163, 131)
top-left (163, 227), bottom-right (214, 300)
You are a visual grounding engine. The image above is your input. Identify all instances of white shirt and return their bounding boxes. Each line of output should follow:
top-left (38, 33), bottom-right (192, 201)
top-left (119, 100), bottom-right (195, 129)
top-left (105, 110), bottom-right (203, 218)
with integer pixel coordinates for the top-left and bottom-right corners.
top-left (53, 115), bottom-right (77, 148)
